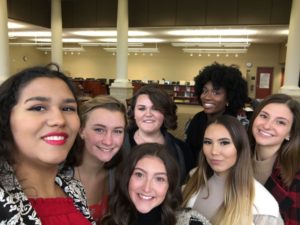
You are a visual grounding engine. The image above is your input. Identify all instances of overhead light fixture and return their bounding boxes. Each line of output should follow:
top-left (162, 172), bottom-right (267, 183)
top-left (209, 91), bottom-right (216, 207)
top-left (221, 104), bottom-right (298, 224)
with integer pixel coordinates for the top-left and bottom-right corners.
top-left (9, 31), bottom-right (51, 37)
top-left (172, 42), bottom-right (250, 48)
top-left (103, 47), bottom-right (159, 53)
top-left (183, 48), bottom-right (247, 54)
top-left (179, 37), bottom-right (250, 43)
top-left (36, 47), bottom-right (85, 52)
top-left (70, 30), bottom-right (150, 37)
top-left (167, 28), bottom-right (257, 36)
top-left (79, 42), bottom-right (144, 47)
top-left (9, 42), bottom-right (51, 46)
top-left (98, 38), bottom-right (165, 43)
top-left (8, 21), bottom-right (25, 29)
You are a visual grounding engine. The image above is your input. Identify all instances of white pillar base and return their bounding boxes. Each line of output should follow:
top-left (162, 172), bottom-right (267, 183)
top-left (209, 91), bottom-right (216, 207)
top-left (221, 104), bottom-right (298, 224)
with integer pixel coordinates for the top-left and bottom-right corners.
top-left (109, 80), bottom-right (133, 105)
top-left (279, 85), bottom-right (300, 102)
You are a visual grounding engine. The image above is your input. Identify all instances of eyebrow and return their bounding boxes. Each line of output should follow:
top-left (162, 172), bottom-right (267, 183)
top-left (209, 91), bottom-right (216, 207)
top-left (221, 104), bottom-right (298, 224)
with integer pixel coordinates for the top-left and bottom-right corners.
top-left (134, 167), bottom-right (167, 176)
top-left (261, 110), bottom-right (290, 122)
top-left (24, 96), bottom-right (76, 104)
top-left (93, 124), bottom-right (125, 129)
top-left (218, 138), bottom-right (231, 141)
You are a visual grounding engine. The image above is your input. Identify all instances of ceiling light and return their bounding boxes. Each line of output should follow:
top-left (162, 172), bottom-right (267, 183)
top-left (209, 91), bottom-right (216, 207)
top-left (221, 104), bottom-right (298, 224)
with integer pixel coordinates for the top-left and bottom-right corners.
top-left (9, 42), bottom-right (51, 46)
top-left (79, 42), bottom-right (144, 47)
top-left (29, 38), bottom-right (90, 43)
top-left (172, 42), bottom-right (250, 48)
top-left (167, 29), bottom-right (257, 36)
top-left (9, 31), bottom-right (51, 37)
top-left (98, 38), bottom-right (165, 43)
top-left (183, 48), bottom-right (247, 54)
top-left (69, 30), bottom-right (150, 37)
top-left (103, 47), bottom-right (159, 53)
top-left (36, 47), bottom-right (85, 52)
top-left (179, 38), bottom-right (250, 43)
top-left (8, 21), bottom-right (25, 29)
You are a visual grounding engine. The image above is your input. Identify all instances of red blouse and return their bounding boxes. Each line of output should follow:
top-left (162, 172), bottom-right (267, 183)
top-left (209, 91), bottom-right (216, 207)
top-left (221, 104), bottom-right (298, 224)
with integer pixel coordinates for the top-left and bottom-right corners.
top-left (29, 198), bottom-right (92, 225)
top-left (89, 195), bottom-right (109, 222)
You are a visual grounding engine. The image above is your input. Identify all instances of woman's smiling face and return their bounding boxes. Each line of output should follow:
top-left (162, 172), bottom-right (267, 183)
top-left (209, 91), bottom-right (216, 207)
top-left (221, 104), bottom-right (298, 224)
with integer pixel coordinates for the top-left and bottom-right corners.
top-left (128, 156), bottom-right (169, 213)
top-left (10, 77), bottom-right (80, 166)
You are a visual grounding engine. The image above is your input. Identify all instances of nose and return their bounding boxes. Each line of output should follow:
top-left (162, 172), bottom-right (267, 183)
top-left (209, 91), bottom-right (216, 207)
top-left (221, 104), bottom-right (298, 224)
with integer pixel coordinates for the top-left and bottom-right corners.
top-left (102, 131), bottom-right (113, 146)
top-left (145, 108), bottom-right (153, 117)
top-left (47, 109), bottom-right (66, 127)
top-left (142, 178), bottom-right (152, 193)
top-left (211, 143), bottom-right (220, 155)
top-left (262, 119), bottom-right (273, 129)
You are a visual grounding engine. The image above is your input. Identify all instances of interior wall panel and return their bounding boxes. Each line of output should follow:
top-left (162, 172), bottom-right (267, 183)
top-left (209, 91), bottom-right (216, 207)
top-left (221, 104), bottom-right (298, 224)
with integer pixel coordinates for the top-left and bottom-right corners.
top-left (238, 0), bottom-right (272, 24)
top-left (206, 0), bottom-right (238, 25)
top-left (62, 0), bottom-right (75, 28)
top-left (176, 0), bottom-right (207, 26)
top-left (97, 0), bottom-right (117, 27)
top-left (129, 0), bottom-right (149, 27)
top-left (8, 0), bottom-right (291, 28)
top-left (148, 0), bottom-right (177, 26)
top-left (270, 0), bottom-right (292, 24)
top-left (73, 0), bottom-right (98, 27)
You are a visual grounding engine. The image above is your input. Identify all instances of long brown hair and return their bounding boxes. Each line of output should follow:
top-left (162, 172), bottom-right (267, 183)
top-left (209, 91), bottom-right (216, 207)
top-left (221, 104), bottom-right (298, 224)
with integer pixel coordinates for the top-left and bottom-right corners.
top-left (183, 115), bottom-right (254, 225)
top-left (248, 93), bottom-right (300, 186)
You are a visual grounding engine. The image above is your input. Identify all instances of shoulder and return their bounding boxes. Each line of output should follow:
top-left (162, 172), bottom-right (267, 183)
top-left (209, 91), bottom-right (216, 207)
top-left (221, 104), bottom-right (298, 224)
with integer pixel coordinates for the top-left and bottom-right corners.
top-left (60, 166), bottom-right (75, 177)
top-left (176, 208), bottom-right (211, 225)
top-left (253, 180), bottom-right (281, 217)
top-left (56, 173), bottom-right (86, 200)
top-left (190, 111), bottom-right (206, 122)
top-left (0, 180), bottom-right (42, 225)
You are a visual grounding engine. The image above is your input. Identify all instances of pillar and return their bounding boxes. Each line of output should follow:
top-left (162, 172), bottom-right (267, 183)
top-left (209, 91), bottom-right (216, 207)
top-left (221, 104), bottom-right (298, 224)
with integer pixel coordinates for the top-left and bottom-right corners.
top-left (280, 0), bottom-right (300, 101)
top-left (51, 0), bottom-right (63, 69)
top-left (0, 0), bottom-right (10, 83)
top-left (109, 0), bottom-right (133, 103)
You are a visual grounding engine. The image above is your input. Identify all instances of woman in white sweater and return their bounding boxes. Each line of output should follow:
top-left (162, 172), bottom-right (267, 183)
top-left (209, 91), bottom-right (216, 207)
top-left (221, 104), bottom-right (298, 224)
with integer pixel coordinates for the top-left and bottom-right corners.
top-left (182, 115), bottom-right (283, 225)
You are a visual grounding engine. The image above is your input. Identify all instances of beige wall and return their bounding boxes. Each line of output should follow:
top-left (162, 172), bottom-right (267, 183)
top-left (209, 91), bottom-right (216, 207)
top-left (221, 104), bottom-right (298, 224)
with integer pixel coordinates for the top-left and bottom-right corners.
top-left (9, 43), bottom-right (285, 95)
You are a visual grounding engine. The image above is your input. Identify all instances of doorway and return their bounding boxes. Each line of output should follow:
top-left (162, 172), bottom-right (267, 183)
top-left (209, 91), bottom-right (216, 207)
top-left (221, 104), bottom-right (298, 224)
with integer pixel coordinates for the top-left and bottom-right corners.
top-left (255, 67), bottom-right (273, 99)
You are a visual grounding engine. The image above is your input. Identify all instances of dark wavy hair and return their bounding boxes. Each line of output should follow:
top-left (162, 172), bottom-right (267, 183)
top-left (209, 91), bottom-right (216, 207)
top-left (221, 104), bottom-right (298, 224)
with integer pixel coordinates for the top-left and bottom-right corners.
top-left (248, 93), bottom-right (300, 187)
top-left (194, 62), bottom-right (248, 116)
top-left (127, 84), bottom-right (178, 130)
top-left (0, 63), bottom-right (81, 173)
top-left (101, 143), bottom-right (182, 225)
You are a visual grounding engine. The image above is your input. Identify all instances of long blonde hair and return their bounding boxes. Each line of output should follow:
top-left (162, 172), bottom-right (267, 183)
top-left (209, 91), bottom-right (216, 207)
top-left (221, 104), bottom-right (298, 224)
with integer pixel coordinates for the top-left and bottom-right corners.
top-left (182, 115), bottom-right (255, 225)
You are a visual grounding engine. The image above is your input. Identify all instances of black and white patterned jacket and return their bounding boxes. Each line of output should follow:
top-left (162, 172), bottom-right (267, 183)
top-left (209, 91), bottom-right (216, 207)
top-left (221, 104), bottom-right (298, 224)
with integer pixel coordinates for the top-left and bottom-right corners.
top-left (0, 162), bottom-right (96, 225)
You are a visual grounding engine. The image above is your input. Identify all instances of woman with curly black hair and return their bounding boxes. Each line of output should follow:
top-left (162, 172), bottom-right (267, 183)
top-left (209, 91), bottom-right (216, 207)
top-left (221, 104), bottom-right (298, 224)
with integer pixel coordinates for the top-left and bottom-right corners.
top-left (185, 62), bottom-right (248, 167)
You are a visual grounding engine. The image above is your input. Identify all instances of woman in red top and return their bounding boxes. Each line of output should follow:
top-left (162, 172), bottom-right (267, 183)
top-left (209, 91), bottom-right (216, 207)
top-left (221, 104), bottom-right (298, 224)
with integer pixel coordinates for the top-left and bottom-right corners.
top-left (0, 64), bottom-right (95, 224)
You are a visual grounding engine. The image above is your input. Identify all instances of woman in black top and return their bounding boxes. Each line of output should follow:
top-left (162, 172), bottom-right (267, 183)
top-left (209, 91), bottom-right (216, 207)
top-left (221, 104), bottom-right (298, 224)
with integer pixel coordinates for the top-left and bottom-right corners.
top-left (185, 62), bottom-right (248, 167)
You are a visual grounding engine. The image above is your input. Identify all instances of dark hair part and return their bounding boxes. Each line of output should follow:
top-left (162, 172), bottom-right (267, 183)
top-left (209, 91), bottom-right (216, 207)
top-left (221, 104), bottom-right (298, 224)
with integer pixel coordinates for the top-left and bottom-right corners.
top-left (248, 93), bottom-right (300, 186)
top-left (194, 62), bottom-right (248, 116)
top-left (128, 84), bottom-right (178, 130)
top-left (102, 143), bottom-right (182, 225)
top-left (0, 63), bottom-right (81, 172)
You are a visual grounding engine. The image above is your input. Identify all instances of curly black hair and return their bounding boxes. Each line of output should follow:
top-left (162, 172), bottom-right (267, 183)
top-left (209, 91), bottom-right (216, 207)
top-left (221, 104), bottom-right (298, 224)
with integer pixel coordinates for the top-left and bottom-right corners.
top-left (194, 62), bottom-right (248, 116)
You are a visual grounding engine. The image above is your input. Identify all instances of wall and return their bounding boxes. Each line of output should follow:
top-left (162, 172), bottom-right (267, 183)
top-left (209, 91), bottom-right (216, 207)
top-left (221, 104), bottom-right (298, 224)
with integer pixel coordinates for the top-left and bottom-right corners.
top-left (9, 43), bottom-right (284, 95)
